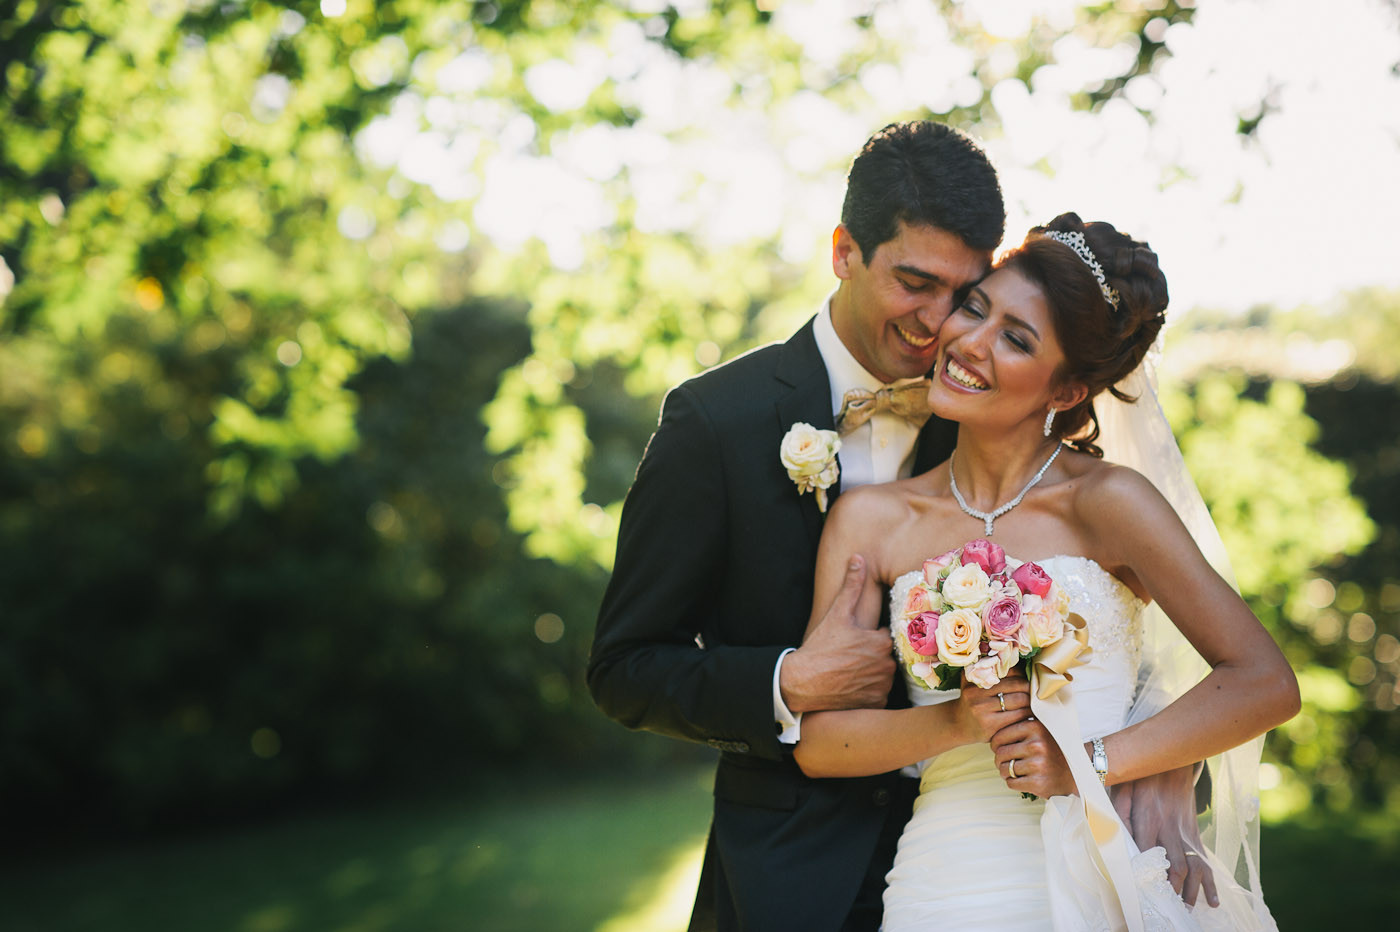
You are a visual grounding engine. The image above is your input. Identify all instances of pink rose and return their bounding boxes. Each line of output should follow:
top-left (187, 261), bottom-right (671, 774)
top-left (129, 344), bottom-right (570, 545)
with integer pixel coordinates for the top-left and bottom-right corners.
top-left (923, 549), bottom-right (960, 585)
top-left (961, 538), bottom-right (1006, 575)
top-left (965, 656), bottom-right (1002, 689)
top-left (982, 597), bottom-right (1023, 641)
top-left (1011, 561), bottom-right (1052, 597)
top-left (906, 611), bottom-right (941, 656)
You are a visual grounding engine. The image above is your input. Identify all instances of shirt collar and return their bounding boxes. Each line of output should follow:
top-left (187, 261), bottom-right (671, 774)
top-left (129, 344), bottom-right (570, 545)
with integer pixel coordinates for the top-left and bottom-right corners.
top-left (813, 295), bottom-right (926, 416)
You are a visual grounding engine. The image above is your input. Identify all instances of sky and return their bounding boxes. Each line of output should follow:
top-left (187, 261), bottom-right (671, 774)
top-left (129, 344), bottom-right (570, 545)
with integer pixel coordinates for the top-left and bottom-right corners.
top-left (358, 0), bottom-right (1400, 318)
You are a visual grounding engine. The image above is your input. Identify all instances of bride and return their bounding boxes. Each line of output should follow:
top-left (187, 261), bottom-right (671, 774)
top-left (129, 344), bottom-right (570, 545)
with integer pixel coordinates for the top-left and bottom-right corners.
top-left (792, 213), bottom-right (1299, 930)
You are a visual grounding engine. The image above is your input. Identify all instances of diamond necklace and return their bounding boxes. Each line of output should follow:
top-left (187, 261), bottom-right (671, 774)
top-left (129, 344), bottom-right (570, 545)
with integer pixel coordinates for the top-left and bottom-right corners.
top-left (949, 443), bottom-right (1063, 536)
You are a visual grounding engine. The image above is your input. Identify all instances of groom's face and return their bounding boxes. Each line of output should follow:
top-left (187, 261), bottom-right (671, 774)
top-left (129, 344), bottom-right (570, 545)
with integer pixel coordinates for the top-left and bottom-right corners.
top-left (831, 221), bottom-right (990, 384)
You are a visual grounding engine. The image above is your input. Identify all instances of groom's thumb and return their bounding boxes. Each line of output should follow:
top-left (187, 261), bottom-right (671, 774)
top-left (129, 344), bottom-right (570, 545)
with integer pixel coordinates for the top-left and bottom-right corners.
top-left (837, 554), bottom-right (866, 619)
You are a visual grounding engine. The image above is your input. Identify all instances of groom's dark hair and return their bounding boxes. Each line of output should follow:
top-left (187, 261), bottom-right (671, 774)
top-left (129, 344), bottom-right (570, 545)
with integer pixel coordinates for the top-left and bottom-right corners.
top-left (842, 121), bottom-right (1005, 263)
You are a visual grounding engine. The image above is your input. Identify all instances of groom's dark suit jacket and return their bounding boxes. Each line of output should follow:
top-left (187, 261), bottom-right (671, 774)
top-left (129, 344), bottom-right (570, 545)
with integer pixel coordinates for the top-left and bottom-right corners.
top-left (589, 318), bottom-right (957, 932)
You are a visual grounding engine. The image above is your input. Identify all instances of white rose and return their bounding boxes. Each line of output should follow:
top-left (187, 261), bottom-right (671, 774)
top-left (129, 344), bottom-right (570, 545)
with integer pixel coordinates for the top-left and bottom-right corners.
top-left (988, 638), bottom-right (1021, 678)
top-left (965, 656), bottom-right (1002, 689)
top-left (780, 423), bottom-right (840, 479)
top-left (941, 562), bottom-right (992, 610)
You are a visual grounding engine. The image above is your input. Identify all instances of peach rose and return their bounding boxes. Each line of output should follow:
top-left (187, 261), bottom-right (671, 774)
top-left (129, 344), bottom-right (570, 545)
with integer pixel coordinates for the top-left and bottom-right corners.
top-left (923, 549), bottom-right (960, 585)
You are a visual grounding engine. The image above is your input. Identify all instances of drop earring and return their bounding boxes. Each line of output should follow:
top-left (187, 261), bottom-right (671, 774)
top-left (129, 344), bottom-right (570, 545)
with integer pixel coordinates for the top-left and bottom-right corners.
top-left (1043, 408), bottom-right (1056, 437)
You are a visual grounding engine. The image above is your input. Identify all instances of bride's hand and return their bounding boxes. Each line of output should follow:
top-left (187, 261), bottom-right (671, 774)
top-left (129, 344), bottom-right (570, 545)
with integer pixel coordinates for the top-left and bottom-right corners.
top-left (991, 718), bottom-right (1075, 798)
top-left (956, 673), bottom-right (1033, 744)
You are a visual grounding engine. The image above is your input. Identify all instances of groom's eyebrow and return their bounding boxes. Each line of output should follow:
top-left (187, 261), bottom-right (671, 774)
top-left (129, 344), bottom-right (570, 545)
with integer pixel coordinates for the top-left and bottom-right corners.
top-left (892, 263), bottom-right (947, 284)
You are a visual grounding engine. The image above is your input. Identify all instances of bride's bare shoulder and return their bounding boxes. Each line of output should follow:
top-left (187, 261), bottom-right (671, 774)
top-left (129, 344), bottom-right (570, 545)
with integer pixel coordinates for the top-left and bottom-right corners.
top-left (828, 478), bottom-right (912, 519)
top-left (1066, 455), bottom-right (1168, 523)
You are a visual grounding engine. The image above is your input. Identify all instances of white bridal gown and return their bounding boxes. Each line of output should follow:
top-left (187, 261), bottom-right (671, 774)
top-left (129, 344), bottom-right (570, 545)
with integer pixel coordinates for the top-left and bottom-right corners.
top-left (882, 556), bottom-right (1277, 932)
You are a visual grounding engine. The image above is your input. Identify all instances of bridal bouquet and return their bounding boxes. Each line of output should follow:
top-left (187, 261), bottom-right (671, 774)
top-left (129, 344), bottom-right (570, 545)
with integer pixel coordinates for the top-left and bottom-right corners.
top-left (892, 538), bottom-right (1077, 693)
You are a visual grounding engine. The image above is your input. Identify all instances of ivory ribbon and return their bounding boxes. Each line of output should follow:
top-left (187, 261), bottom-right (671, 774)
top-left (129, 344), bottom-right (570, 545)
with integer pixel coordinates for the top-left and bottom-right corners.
top-left (1033, 612), bottom-right (1093, 700)
top-left (1030, 646), bottom-right (1145, 932)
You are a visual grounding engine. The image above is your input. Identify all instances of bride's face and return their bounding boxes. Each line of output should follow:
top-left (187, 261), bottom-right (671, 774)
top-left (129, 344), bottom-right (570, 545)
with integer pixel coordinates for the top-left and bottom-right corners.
top-left (928, 265), bottom-right (1076, 429)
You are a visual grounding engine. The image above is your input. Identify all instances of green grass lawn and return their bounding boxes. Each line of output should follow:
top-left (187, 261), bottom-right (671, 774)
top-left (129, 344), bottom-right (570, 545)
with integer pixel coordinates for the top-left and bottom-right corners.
top-left (1, 768), bottom-right (713, 932)
top-left (3, 766), bottom-right (1394, 930)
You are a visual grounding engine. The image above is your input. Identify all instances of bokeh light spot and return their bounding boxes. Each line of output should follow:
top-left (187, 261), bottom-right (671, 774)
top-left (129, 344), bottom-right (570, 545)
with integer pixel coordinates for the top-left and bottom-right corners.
top-left (534, 613), bottom-right (564, 643)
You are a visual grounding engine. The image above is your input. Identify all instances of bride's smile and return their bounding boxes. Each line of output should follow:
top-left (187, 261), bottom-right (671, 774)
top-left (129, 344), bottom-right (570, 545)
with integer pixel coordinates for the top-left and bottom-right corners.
top-left (928, 266), bottom-right (1073, 434)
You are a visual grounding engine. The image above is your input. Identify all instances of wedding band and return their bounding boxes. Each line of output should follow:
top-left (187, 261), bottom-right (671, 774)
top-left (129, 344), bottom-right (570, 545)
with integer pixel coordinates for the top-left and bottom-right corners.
top-left (1008, 759), bottom-right (1017, 779)
top-left (997, 693), bottom-right (1006, 712)
top-left (1185, 852), bottom-right (1200, 859)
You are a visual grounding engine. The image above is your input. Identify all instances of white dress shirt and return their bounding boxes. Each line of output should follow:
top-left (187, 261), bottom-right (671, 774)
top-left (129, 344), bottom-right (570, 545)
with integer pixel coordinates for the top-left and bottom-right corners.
top-left (774, 297), bottom-right (928, 744)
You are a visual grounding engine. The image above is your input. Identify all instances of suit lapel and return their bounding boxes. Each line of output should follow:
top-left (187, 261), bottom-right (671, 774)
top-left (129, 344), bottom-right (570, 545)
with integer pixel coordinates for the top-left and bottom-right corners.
top-left (913, 412), bottom-right (958, 475)
top-left (775, 319), bottom-right (837, 550)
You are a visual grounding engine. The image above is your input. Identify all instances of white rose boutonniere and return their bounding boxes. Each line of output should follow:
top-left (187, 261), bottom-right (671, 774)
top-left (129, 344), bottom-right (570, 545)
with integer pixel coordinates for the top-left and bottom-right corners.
top-left (780, 422), bottom-right (841, 513)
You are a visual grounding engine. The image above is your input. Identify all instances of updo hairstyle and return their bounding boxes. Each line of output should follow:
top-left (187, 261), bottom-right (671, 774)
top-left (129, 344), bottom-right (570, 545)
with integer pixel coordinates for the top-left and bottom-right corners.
top-left (995, 212), bottom-right (1169, 457)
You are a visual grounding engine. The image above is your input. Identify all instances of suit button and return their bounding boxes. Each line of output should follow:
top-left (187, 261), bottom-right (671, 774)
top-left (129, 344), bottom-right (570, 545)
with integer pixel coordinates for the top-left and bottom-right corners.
top-left (873, 788), bottom-right (891, 807)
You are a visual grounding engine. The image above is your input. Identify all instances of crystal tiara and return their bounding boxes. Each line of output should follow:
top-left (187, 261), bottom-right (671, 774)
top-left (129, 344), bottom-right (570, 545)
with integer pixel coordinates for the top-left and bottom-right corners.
top-left (1041, 230), bottom-right (1121, 310)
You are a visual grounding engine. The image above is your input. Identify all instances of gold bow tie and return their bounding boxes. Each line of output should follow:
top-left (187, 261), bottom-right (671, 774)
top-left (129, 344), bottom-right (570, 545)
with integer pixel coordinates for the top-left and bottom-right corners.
top-left (834, 380), bottom-right (934, 434)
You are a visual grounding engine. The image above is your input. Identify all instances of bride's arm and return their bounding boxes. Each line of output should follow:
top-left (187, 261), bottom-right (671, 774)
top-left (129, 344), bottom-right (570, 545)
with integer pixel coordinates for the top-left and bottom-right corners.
top-left (792, 488), bottom-right (1030, 778)
top-left (796, 678), bottom-right (1030, 778)
top-left (1080, 466), bottom-right (1301, 785)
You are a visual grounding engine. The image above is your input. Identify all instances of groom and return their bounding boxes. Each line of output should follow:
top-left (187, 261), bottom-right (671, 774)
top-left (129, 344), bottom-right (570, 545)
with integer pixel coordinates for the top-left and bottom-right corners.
top-left (588, 121), bottom-right (1005, 931)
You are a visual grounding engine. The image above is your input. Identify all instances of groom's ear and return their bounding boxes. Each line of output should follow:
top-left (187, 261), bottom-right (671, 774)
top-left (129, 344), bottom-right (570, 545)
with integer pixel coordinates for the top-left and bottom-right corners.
top-left (832, 225), bottom-right (862, 279)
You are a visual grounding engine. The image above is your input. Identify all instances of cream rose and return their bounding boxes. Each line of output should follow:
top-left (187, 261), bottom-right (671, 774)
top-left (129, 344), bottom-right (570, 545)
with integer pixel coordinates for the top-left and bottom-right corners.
top-left (941, 562), bottom-right (993, 610)
top-left (936, 608), bottom-right (982, 666)
top-left (1025, 607), bottom-right (1063, 650)
top-left (780, 422), bottom-right (840, 478)
top-left (780, 422), bottom-right (841, 512)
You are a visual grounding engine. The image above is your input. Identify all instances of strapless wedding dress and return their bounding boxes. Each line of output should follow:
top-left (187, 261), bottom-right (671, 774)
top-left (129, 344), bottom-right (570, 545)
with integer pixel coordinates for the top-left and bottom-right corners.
top-left (882, 556), bottom-right (1276, 932)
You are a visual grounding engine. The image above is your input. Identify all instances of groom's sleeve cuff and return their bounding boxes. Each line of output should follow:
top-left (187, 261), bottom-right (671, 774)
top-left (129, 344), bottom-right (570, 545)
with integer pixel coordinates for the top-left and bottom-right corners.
top-left (773, 647), bottom-right (802, 744)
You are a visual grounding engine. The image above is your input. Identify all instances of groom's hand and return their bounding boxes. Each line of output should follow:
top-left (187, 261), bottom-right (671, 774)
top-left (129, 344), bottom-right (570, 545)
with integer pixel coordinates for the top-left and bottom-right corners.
top-left (1116, 766), bottom-right (1219, 908)
top-left (781, 555), bottom-right (895, 713)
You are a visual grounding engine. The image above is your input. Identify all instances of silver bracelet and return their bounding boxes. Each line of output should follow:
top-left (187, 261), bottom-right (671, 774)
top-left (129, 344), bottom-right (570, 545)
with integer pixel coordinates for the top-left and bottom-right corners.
top-left (1091, 737), bottom-right (1108, 786)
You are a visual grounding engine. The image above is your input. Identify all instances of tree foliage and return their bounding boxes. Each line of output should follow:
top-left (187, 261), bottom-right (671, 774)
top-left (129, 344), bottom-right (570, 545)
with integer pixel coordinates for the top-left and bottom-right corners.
top-left (1162, 290), bottom-right (1400, 820)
